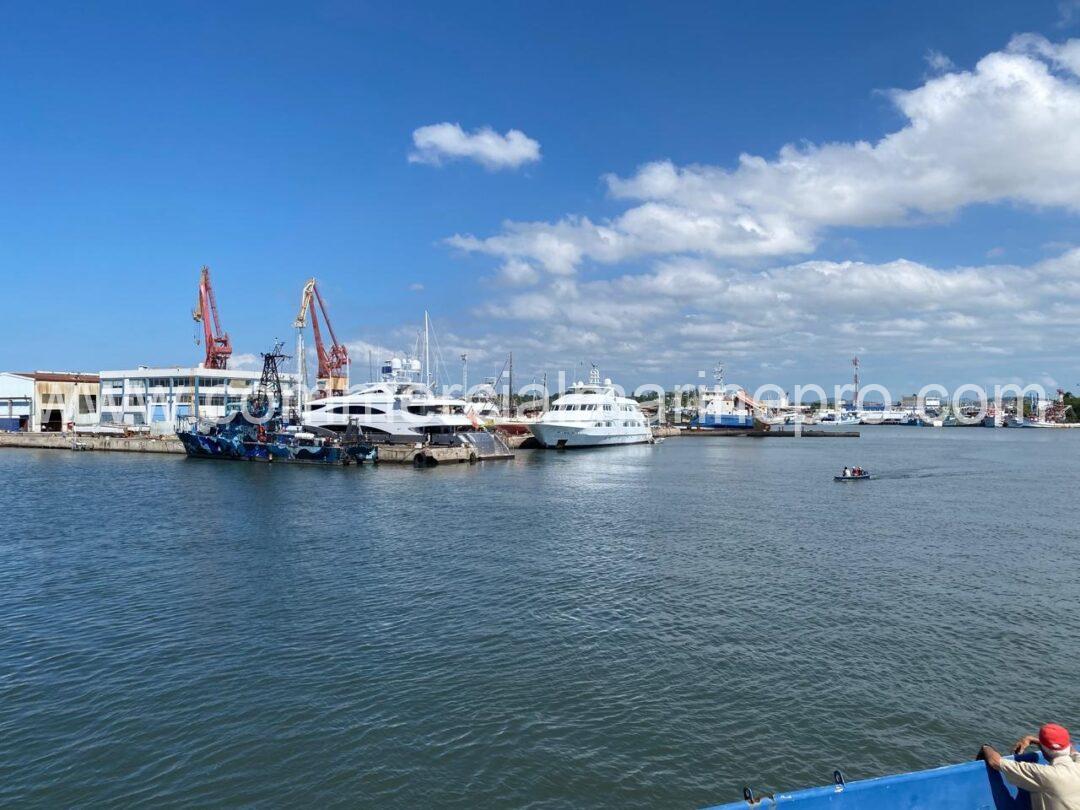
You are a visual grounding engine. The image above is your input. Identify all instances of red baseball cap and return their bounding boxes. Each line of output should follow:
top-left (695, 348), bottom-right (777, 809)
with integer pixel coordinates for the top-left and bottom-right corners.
top-left (1040, 724), bottom-right (1071, 751)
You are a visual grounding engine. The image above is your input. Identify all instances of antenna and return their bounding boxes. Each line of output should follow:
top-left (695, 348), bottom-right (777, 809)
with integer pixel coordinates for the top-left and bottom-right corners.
top-left (852, 356), bottom-right (860, 401)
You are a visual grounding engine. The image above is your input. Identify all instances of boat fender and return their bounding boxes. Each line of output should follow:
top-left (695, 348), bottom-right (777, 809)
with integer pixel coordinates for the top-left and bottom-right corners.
top-left (833, 769), bottom-right (846, 790)
top-left (740, 786), bottom-right (775, 806)
top-left (468, 451), bottom-right (477, 464)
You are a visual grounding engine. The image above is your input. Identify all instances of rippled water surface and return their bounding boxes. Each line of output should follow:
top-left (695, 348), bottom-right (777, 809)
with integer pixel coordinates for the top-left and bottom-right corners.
top-left (2, 428), bottom-right (1079, 808)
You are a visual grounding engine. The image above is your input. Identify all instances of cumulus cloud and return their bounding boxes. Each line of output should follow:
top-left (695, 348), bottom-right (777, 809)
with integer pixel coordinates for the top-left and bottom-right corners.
top-left (409, 122), bottom-right (541, 170)
top-left (451, 35), bottom-right (1080, 273)
top-left (474, 247), bottom-right (1080, 384)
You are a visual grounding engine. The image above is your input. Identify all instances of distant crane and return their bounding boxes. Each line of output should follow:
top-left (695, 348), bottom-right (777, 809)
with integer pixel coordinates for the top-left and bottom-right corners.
top-left (192, 266), bottom-right (232, 369)
top-left (294, 278), bottom-right (349, 399)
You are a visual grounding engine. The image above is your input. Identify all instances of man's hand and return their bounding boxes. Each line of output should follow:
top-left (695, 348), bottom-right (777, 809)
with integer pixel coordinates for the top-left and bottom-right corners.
top-left (979, 744), bottom-right (1003, 770)
top-left (1014, 735), bottom-right (1039, 755)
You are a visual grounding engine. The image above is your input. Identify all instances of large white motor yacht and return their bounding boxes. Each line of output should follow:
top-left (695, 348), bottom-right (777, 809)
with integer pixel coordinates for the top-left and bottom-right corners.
top-left (302, 357), bottom-right (474, 440)
top-left (529, 368), bottom-right (652, 448)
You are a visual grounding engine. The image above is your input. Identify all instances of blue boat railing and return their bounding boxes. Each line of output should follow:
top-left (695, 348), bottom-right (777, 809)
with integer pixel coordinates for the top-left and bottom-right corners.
top-left (705, 753), bottom-right (1042, 809)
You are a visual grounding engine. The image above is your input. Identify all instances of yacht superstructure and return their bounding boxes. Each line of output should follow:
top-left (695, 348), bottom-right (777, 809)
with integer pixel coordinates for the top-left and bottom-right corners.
top-left (302, 356), bottom-right (473, 439)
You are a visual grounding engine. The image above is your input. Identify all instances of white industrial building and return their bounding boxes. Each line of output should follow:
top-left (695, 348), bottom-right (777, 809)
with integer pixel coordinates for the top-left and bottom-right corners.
top-left (0, 371), bottom-right (101, 432)
top-left (97, 366), bottom-right (300, 431)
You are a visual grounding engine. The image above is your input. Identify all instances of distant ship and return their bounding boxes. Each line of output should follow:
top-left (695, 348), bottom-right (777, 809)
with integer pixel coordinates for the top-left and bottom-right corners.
top-left (689, 365), bottom-right (756, 430)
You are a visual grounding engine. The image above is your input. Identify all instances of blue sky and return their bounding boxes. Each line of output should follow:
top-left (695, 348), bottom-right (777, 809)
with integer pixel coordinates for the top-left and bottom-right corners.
top-left (3, 1), bottom-right (1080, 393)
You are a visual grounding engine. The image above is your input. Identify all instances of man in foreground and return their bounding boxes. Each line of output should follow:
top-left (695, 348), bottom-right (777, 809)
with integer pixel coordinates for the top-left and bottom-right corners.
top-left (979, 724), bottom-right (1080, 809)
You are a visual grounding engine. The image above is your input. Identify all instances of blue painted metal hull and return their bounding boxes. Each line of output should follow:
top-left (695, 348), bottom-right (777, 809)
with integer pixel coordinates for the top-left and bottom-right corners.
top-left (705, 754), bottom-right (1040, 809)
top-left (177, 414), bottom-right (376, 465)
top-left (691, 413), bottom-right (755, 429)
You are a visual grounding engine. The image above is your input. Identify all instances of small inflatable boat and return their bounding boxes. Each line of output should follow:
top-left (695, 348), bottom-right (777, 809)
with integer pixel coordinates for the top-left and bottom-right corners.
top-left (835, 472), bottom-right (871, 481)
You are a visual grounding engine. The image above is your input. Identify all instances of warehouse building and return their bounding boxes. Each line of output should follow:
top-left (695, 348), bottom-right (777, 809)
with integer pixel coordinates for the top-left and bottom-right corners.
top-left (0, 371), bottom-right (101, 432)
top-left (97, 366), bottom-right (299, 431)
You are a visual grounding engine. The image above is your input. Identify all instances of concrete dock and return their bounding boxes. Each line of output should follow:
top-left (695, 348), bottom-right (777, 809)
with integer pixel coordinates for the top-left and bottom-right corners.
top-left (0, 431), bottom-right (515, 464)
top-left (0, 431), bottom-right (184, 453)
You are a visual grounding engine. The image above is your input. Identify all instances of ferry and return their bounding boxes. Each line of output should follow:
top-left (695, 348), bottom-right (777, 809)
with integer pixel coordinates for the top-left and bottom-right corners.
top-left (529, 367), bottom-right (652, 448)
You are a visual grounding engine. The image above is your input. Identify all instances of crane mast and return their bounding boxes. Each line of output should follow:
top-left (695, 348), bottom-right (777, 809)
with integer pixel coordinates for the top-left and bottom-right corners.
top-left (293, 278), bottom-right (349, 398)
top-left (192, 266), bottom-right (231, 369)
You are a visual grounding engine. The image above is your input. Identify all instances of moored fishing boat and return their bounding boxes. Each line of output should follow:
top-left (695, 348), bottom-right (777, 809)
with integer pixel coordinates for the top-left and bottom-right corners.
top-left (177, 344), bottom-right (376, 465)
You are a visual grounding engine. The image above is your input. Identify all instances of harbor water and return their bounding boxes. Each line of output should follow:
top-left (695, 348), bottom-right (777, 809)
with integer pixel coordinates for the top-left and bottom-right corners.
top-left (2, 427), bottom-right (1079, 807)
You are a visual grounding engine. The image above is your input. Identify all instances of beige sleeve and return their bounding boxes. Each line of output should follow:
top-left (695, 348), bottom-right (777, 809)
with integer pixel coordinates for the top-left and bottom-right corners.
top-left (998, 758), bottom-right (1052, 793)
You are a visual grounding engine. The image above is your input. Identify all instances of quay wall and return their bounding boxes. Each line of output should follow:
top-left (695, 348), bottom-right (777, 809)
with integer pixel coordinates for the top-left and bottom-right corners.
top-left (0, 432), bottom-right (183, 454)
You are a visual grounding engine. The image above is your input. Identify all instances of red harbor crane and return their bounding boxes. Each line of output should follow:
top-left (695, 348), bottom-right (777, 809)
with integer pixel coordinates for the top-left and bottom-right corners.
top-left (294, 278), bottom-right (349, 397)
top-left (192, 266), bottom-right (232, 369)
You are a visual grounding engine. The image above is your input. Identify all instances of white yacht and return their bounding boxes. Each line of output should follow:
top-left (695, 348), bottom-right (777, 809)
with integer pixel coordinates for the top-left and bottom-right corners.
top-left (302, 357), bottom-right (474, 440)
top-left (464, 382), bottom-right (501, 423)
top-left (529, 368), bottom-right (652, 448)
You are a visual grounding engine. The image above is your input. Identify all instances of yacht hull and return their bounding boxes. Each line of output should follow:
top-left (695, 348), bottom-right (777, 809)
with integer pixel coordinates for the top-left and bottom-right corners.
top-left (529, 422), bottom-right (652, 448)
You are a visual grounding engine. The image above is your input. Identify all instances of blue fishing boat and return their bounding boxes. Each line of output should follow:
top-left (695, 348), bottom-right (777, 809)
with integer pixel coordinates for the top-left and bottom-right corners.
top-left (705, 753), bottom-right (1043, 809)
top-left (176, 343), bottom-right (376, 465)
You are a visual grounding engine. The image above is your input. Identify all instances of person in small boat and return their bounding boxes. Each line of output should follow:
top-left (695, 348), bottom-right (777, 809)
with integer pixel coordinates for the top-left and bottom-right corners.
top-left (842, 466), bottom-right (851, 477)
top-left (980, 723), bottom-right (1080, 809)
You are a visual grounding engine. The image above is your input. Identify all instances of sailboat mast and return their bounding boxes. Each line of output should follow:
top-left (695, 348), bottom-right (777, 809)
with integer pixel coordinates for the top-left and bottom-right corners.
top-left (424, 311), bottom-right (430, 389)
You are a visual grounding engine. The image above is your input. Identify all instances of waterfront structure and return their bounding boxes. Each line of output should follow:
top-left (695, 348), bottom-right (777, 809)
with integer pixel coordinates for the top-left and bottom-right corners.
top-left (97, 366), bottom-right (299, 431)
top-left (529, 367), bottom-right (652, 448)
top-left (0, 371), bottom-right (101, 432)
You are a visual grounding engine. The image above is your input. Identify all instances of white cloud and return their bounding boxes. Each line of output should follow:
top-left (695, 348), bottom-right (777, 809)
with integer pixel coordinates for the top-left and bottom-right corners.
top-left (474, 248), bottom-right (1080, 384)
top-left (450, 36), bottom-right (1080, 273)
top-left (409, 122), bottom-right (541, 170)
top-left (496, 259), bottom-right (541, 286)
top-left (229, 353), bottom-right (260, 371)
top-left (408, 282), bottom-right (425, 292)
top-left (925, 49), bottom-right (956, 73)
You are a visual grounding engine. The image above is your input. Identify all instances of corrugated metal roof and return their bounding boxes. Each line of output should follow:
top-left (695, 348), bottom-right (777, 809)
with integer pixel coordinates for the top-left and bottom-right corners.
top-left (15, 371), bottom-right (101, 383)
